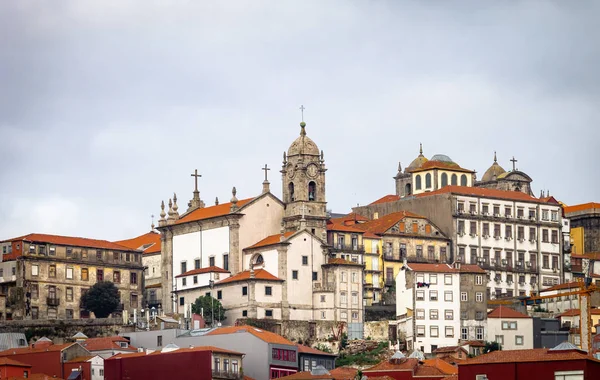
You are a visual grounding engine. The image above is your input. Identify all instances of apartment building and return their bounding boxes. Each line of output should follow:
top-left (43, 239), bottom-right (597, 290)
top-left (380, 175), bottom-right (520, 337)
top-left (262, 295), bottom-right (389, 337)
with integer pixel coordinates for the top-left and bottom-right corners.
top-left (487, 306), bottom-right (533, 350)
top-left (0, 233), bottom-right (144, 320)
top-left (396, 263), bottom-right (487, 354)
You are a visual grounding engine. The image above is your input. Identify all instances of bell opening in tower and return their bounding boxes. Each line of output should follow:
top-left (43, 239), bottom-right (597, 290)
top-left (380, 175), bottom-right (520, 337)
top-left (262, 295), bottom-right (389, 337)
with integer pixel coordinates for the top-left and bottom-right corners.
top-left (308, 181), bottom-right (316, 201)
top-left (288, 182), bottom-right (295, 202)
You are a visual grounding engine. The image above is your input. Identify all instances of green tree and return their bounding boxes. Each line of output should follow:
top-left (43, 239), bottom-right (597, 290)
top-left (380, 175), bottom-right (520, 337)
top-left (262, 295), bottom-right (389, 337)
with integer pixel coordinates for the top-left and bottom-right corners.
top-left (80, 281), bottom-right (120, 318)
top-left (483, 341), bottom-right (502, 353)
top-left (191, 295), bottom-right (226, 325)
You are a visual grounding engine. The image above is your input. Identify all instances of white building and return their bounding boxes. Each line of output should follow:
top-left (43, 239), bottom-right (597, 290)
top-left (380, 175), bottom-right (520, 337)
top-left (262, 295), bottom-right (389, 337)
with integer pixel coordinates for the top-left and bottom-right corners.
top-left (487, 305), bottom-right (533, 350)
top-left (396, 262), bottom-right (487, 354)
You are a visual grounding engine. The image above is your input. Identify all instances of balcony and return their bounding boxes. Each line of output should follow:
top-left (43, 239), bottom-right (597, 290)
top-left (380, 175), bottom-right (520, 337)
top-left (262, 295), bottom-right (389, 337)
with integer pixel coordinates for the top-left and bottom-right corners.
top-left (313, 283), bottom-right (335, 292)
top-left (331, 243), bottom-right (364, 253)
top-left (212, 370), bottom-right (243, 380)
top-left (47, 297), bottom-right (60, 306)
top-left (383, 249), bottom-right (406, 262)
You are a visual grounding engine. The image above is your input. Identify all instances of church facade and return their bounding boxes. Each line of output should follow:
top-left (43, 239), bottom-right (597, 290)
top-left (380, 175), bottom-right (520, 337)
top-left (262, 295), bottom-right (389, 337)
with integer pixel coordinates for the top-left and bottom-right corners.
top-left (156, 121), bottom-right (363, 325)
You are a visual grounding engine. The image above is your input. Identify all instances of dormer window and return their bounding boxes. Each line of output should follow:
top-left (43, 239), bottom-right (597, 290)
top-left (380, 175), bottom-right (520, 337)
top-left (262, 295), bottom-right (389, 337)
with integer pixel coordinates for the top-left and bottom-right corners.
top-left (119, 342), bottom-right (128, 348)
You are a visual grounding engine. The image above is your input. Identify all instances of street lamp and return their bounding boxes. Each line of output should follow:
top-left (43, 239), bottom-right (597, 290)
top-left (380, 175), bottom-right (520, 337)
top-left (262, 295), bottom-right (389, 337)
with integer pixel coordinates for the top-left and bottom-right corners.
top-left (209, 279), bottom-right (215, 327)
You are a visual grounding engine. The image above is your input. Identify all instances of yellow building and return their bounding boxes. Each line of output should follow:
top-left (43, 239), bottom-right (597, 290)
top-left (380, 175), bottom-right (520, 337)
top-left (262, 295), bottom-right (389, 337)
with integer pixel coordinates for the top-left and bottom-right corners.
top-left (362, 232), bottom-right (382, 306)
top-left (564, 202), bottom-right (600, 256)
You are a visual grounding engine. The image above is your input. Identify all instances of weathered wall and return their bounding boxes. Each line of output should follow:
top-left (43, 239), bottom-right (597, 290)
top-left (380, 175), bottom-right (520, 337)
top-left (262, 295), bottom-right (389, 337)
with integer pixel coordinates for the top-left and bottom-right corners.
top-left (364, 321), bottom-right (389, 341)
top-left (0, 318), bottom-right (134, 344)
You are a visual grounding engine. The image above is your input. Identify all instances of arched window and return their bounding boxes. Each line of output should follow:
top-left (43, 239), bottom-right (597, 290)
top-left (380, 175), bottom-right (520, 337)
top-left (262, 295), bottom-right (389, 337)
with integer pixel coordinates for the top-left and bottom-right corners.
top-left (415, 175), bottom-right (422, 190)
top-left (425, 173), bottom-right (432, 189)
top-left (288, 182), bottom-right (295, 202)
top-left (461, 174), bottom-right (468, 186)
top-left (308, 181), bottom-right (316, 201)
top-left (251, 254), bottom-right (264, 269)
top-left (441, 173), bottom-right (448, 187)
top-left (451, 174), bottom-right (458, 186)
top-left (405, 183), bottom-right (412, 196)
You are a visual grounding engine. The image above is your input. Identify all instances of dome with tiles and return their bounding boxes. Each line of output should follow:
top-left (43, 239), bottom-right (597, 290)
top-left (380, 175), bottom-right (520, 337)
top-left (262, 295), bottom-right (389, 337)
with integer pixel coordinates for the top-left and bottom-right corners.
top-left (405, 143), bottom-right (429, 172)
top-left (481, 152), bottom-right (506, 182)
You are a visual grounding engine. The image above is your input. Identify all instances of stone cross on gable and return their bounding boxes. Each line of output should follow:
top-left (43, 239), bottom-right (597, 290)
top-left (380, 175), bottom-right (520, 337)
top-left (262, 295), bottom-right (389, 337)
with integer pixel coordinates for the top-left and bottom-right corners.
top-left (300, 203), bottom-right (308, 219)
top-left (510, 156), bottom-right (518, 171)
top-left (191, 169), bottom-right (202, 191)
top-left (262, 164), bottom-right (270, 181)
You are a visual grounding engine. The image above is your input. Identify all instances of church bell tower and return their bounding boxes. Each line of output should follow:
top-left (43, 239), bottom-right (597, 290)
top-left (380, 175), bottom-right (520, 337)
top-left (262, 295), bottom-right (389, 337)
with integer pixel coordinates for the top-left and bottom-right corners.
top-left (281, 121), bottom-right (327, 239)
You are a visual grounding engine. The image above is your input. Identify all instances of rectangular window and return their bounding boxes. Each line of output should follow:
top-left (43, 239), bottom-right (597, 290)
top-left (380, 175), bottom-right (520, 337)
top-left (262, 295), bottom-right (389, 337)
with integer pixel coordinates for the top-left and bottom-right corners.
top-left (31, 306), bottom-right (39, 320)
top-left (483, 223), bottom-right (490, 236)
top-left (444, 274), bottom-right (452, 285)
top-left (551, 210), bottom-right (559, 222)
top-left (49, 265), bottom-right (56, 278)
top-left (417, 273), bottom-right (424, 283)
top-left (496, 335), bottom-right (504, 345)
top-left (31, 284), bottom-right (39, 299)
top-left (440, 247), bottom-right (447, 262)
top-left (430, 326), bottom-right (439, 337)
top-left (292, 270), bottom-right (298, 280)
top-left (217, 290), bottom-right (222, 300)
top-left (505, 225), bottom-right (512, 238)
top-left (302, 256), bottom-right (308, 265)
top-left (482, 204), bottom-right (489, 214)
top-left (444, 291), bottom-right (453, 302)
top-left (193, 276), bottom-right (198, 284)
top-left (96, 269), bottom-right (104, 282)
top-left (157, 336), bottom-right (163, 347)
top-left (320, 295), bottom-right (326, 302)
top-left (470, 221), bottom-right (477, 235)
top-left (429, 274), bottom-right (437, 284)
top-left (265, 309), bottom-right (273, 317)
top-left (461, 311), bottom-right (468, 320)
top-left (265, 286), bottom-right (272, 296)
top-left (66, 287), bottom-right (73, 302)
top-left (476, 292), bottom-right (483, 302)
top-left (341, 292), bottom-right (347, 304)
top-left (542, 229), bottom-right (549, 243)
top-left (430, 290), bottom-right (438, 301)
top-left (515, 335), bottom-right (524, 345)
top-left (476, 327), bottom-right (484, 340)
top-left (461, 292), bottom-right (468, 301)
top-left (445, 326), bottom-right (454, 337)
top-left (342, 272), bottom-right (347, 282)
top-left (125, 253), bottom-right (130, 262)
top-left (461, 327), bottom-right (468, 340)
top-left (113, 271), bottom-right (121, 283)
top-left (445, 309), bottom-right (453, 320)
top-left (430, 309), bottom-right (438, 320)
top-left (242, 286), bottom-right (248, 296)
top-left (181, 261), bottom-right (187, 274)
top-left (352, 292), bottom-right (358, 305)
top-left (223, 254), bottom-right (229, 271)
top-left (194, 259), bottom-right (200, 269)
top-left (131, 294), bottom-right (138, 308)
top-left (551, 230), bottom-right (559, 244)
top-left (96, 250), bottom-right (103, 260)
top-left (312, 271), bottom-right (318, 281)
top-left (182, 278), bottom-right (187, 286)
top-left (81, 268), bottom-right (89, 281)
top-left (494, 224), bottom-right (501, 238)
top-left (416, 290), bottom-right (425, 301)
top-left (352, 272), bottom-right (358, 283)
top-left (417, 325), bottom-right (425, 337)
top-left (458, 220), bottom-right (465, 235)
top-left (416, 309), bottom-right (425, 319)
top-left (242, 310), bottom-right (248, 317)
top-left (66, 267), bottom-right (73, 280)
top-left (209, 256), bottom-right (215, 267)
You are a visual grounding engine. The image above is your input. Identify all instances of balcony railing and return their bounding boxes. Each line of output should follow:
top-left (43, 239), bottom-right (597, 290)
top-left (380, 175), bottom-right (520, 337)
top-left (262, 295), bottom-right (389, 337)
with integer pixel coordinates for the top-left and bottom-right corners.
top-left (47, 297), bottom-right (60, 306)
top-left (313, 282), bottom-right (336, 292)
top-left (212, 370), bottom-right (243, 379)
top-left (331, 243), bottom-right (364, 252)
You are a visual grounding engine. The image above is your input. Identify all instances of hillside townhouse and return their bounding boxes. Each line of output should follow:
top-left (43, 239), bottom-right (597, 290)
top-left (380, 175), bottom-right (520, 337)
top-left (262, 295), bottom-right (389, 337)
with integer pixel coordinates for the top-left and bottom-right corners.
top-left (0, 234), bottom-right (144, 320)
top-left (396, 262), bottom-right (487, 354)
top-left (487, 306), bottom-right (533, 350)
top-left (355, 186), bottom-right (568, 300)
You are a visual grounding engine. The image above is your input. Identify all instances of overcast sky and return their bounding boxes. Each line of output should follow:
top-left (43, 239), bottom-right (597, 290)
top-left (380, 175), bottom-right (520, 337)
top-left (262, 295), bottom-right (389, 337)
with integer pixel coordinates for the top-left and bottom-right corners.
top-left (1, 1), bottom-right (598, 241)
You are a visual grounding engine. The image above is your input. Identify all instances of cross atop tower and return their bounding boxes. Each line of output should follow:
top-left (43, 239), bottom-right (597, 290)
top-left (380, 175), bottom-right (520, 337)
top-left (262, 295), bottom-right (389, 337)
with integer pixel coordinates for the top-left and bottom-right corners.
top-left (510, 156), bottom-right (518, 171)
top-left (299, 105), bottom-right (305, 122)
top-left (262, 164), bottom-right (270, 181)
top-left (191, 169), bottom-right (202, 192)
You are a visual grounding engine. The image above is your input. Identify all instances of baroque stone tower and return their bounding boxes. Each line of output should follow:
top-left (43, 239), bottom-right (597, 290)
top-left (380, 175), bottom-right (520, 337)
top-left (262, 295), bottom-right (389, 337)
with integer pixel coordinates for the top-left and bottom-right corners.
top-left (281, 121), bottom-right (327, 239)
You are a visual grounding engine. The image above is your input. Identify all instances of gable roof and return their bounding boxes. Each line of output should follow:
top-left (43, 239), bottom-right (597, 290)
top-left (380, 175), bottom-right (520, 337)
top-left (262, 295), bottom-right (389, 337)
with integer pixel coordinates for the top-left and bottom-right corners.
top-left (1, 233), bottom-right (135, 252)
top-left (416, 185), bottom-right (541, 203)
top-left (0, 343), bottom-right (74, 356)
top-left (422, 358), bottom-right (459, 375)
top-left (216, 269), bottom-right (282, 285)
top-left (245, 232), bottom-right (295, 250)
top-left (369, 194), bottom-right (400, 205)
top-left (460, 348), bottom-right (593, 365)
top-left (80, 336), bottom-right (137, 352)
top-left (114, 231), bottom-right (161, 254)
top-left (176, 266), bottom-right (230, 278)
top-left (558, 308), bottom-right (600, 317)
top-left (205, 325), bottom-right (294, 346)
top-left (563, 202), bottom-right (600, 215)
top-left (296, 344), bottom-right (337, 357)
top-left (353, 211), bottom-right (428, 235)
top-left (460, 340), bottom-right (485, 347)
top-left (174, 198), bottom-right (254, 225)
top-left (487, 306), bottom-right (530, 319)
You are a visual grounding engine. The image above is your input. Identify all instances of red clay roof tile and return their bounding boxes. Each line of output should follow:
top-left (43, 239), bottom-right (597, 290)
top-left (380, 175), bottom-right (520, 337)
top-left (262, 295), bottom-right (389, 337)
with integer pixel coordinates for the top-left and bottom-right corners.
top-left (296, 344), bottom-right (337, 356)
top-left (540, 281), bottom-right (582, 292)
top-left (245, 232), bottom-right (295, 250)
top-left (174, 198), bottom-right (254, 225)
top-left (176, 266), bottom-right (229, 278)
top-left (460, 348), bottom-right (592, 365)
top-left (80, 336), bottom-right (137, 352)
top-left (115, 231), bottom-right (161, 254)
top-left (369, 195), bottom-right (400, 205)
top-left (325, 258), bottom-right (363, 266)
top-left (206, 325), bottom-right (294, 346)
top-left (416, 185), bottom-right (541, 203)
top-left (2, 234), bottom-right (136, 252)
top-left (487, 306), bottom-right (531, 319)
top-left (352, 211), bottom-right (427, 235)
top-left (0, 357), bottom-right (32, 367)
top-left (0, 343), bottom-right (74, 356)
top-left (563, 202), bottom-right (600, 215)
top-left (216, 269), bottom-right (282, 285)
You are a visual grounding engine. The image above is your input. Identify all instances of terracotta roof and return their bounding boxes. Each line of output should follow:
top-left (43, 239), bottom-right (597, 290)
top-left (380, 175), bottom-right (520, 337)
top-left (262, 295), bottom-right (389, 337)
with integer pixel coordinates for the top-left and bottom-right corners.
top-left (540, 281), bottom-right (582, 292)
top-left (411, 160), bottom-right (474, 173)
top-left (432, 346), bottom-right (467, 355)
top-left (363, 232), bottom-right (380, 239)
top-left (325, 258), bottom-right (363, 266)
top-left (369, 194), bottom-right (400, 205)
top-left (174, 198), bottom-right (254, 225)
top-left (416, 185), bottom-right (542, 203)
top-left (328, 213), bottom-right (369, 225)
top-left (216, 269), bottom-right (282, 285)
top-left (0, 357), bottom-right (32, 367)
top-left (205, 325), bottom-right (294, 346)
top-left (114, 231), bottom-right (161, 254)
top-left (353, 211), bottom-right (427, 235)
top-left (67, 356), bottom-right (95, 363)
top-left (109, 345), bottom-right (244, 359)
top-left (487, 306), bottom-right (531, 319)
top-left (538, 196), bottom-right (560, 205)
top-left (278, 367), bottom-right (358, 380)
top-left (0, 343), bottom-right (73, 356)
top-left (296, 344), bottom-right (337, 356)
top-left (80, 336), bottom-right (137, 352)
top-left (460, 340), bottom-right (485, 347)
top-left (458, 264), bottom-right (487, 274)
top-left (363, 357), bottom-right (419, 372)
top-left (328, 367), bottom-right (359, 379)
top-left (578, 252), bottom-right (600, 260)
top-left (326, 222), bottom-right (365, 233)
top-left (564, 202), bottom-right (600, 215)
top-left (245, 232), bottom-right (295, 250)
top-left (276, 372), bottom-right (331, 380)
top-left (558, 309), bottom-right (600, 317)
top-left (1, 233), bottom-right (136, 252)
top-left (422, 358), bottom-right (458, 375)
top-left (176, 266), bottom-right (229, 278)
top-left (460, 348), bottom-right (593, 365)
